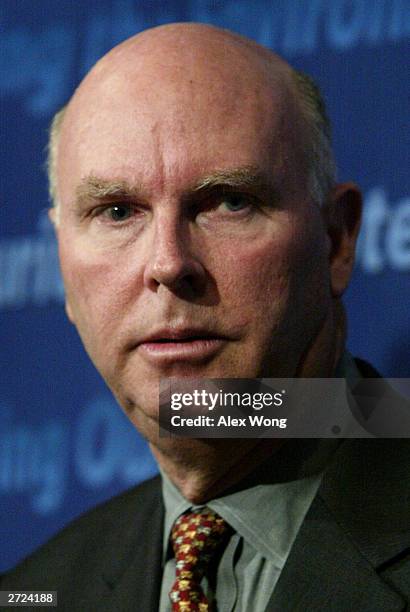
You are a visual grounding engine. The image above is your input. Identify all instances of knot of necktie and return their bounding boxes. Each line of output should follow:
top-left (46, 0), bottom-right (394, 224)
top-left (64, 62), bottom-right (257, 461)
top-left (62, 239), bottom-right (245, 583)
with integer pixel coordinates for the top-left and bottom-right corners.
top-left (169, 508), bottom-right (232, 611)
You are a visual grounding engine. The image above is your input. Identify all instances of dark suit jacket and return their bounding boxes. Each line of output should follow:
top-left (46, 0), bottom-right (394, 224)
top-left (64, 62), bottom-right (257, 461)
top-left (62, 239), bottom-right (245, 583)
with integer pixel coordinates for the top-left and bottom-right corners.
top-left (2, 364), bottom-right (410, 611)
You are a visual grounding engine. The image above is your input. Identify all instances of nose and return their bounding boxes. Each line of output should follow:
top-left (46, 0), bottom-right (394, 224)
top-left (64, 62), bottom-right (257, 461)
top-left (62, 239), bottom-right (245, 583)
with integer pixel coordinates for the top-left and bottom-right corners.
top-left (143, 214), bottom-right (206, 294)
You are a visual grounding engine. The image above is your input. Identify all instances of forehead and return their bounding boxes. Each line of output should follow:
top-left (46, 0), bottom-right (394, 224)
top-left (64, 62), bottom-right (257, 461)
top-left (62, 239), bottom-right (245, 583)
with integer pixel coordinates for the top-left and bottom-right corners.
top-left (57, 41), bottom-right (305, 201)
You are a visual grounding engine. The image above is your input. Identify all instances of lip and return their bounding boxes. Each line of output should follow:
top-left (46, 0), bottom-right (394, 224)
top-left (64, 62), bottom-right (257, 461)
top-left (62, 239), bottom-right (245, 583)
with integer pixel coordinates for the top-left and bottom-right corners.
top-left (137, 328), bottom-right (227, 364)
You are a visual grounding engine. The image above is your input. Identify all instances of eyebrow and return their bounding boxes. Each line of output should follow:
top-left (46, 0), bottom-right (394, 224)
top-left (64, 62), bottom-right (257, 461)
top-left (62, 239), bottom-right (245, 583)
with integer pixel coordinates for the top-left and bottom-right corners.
top-left (75, 177), bottom-right (144, 204)
top-left (192, 166), bottom-right (272, 194)
top-left (74, 166), bottom-right (275, 205)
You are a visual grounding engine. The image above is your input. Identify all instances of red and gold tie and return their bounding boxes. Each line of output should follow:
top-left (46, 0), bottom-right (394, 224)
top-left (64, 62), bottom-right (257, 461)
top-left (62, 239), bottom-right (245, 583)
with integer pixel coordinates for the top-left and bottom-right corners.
top-left (169, 508), bottom-right (232, 611)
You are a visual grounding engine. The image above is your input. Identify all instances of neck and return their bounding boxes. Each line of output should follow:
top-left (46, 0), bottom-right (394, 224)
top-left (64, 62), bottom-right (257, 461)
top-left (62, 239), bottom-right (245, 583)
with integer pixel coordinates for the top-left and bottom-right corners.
top-left (152, 300), bottom-right (346, 503)
top-left (150, 438), bottom-right (285, 504)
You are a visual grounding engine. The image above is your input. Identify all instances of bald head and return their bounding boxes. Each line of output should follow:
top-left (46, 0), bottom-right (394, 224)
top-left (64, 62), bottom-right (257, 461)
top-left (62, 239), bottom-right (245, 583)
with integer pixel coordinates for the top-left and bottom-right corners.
top-left (75, 23), bottom-right (294, 102)
top-left (48, 23), bottom-right (335, 215)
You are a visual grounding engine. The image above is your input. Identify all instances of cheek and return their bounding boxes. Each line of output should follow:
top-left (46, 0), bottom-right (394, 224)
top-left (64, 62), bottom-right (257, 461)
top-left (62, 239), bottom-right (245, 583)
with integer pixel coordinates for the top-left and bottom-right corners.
top-left (212, 216), bottom-right (329, 324)
top-left (58, 236), bottom-right (136, 344)
top-left (222, 249), bottom-right (287, 308)
top-left (211, 227), bottom-right (300, 307)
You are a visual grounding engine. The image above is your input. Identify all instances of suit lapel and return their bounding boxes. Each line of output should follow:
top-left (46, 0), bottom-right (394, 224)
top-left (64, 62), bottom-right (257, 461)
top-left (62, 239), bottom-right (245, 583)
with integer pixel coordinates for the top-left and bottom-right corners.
top-left (99, 476), bottom-right (164, 612)
top-left (264, 494), bottom-right (405, 611)
top-left (265, 439), bottom-right (410, 612)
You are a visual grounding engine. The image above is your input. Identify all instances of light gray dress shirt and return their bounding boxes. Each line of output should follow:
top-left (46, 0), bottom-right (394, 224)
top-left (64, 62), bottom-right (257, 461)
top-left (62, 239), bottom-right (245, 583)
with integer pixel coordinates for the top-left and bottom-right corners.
top-left (159, 353), bottom-right (360, 611)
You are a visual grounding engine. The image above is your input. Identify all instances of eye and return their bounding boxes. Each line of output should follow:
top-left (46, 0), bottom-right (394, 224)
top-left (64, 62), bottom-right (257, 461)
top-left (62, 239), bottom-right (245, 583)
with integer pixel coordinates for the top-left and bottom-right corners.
top-left (217, 194), bottom-right (252, 213)
top-left (194, 191), bottom-right (257, 224)
top-left (101, 204), bottom-right (133, 222)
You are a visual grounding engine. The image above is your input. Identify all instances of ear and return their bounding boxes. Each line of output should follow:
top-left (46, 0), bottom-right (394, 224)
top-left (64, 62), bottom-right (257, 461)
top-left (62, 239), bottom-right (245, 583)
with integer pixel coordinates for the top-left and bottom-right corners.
top-left (48, 207), bottom-right (57, 227)
top-left (49, 207), bottom-right (76, 324)
top-left (323, 183), bottom-right (362, 298)
top-left (65, 301), bottom-right (76, 324)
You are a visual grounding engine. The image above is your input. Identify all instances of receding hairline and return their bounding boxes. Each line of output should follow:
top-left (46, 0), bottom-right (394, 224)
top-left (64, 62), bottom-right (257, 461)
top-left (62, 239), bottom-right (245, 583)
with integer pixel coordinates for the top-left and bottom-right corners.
top-left (48, 25), bottom-right (335, 214)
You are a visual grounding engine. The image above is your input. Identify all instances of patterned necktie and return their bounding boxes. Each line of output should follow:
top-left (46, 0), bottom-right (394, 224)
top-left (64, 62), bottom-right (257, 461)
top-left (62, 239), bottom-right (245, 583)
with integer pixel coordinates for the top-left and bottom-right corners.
top-left (169, 508), bottom-right (232, 611)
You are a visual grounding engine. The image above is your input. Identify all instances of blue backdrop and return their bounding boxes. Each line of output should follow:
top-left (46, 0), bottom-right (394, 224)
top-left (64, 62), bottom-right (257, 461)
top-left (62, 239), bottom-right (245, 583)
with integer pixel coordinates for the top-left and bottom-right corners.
top-left (1, 0), bottom-right (409, 572)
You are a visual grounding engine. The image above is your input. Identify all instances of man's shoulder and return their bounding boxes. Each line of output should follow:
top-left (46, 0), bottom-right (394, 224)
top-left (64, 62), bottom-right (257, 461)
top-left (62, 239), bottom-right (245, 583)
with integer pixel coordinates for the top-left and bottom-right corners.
top-left (1, 474), bottom-right (162, 590)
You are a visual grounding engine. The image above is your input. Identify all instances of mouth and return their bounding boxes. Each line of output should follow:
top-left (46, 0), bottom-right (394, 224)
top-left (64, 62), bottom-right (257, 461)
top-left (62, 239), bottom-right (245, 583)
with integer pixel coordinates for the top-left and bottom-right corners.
top-left (137, 329), bottom-right (227, 364)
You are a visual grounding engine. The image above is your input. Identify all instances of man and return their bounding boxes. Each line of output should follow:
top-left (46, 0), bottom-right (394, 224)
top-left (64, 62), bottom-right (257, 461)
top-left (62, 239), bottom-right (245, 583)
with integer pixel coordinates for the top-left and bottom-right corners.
top-left (2, 23), bottom-right (409, 611)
